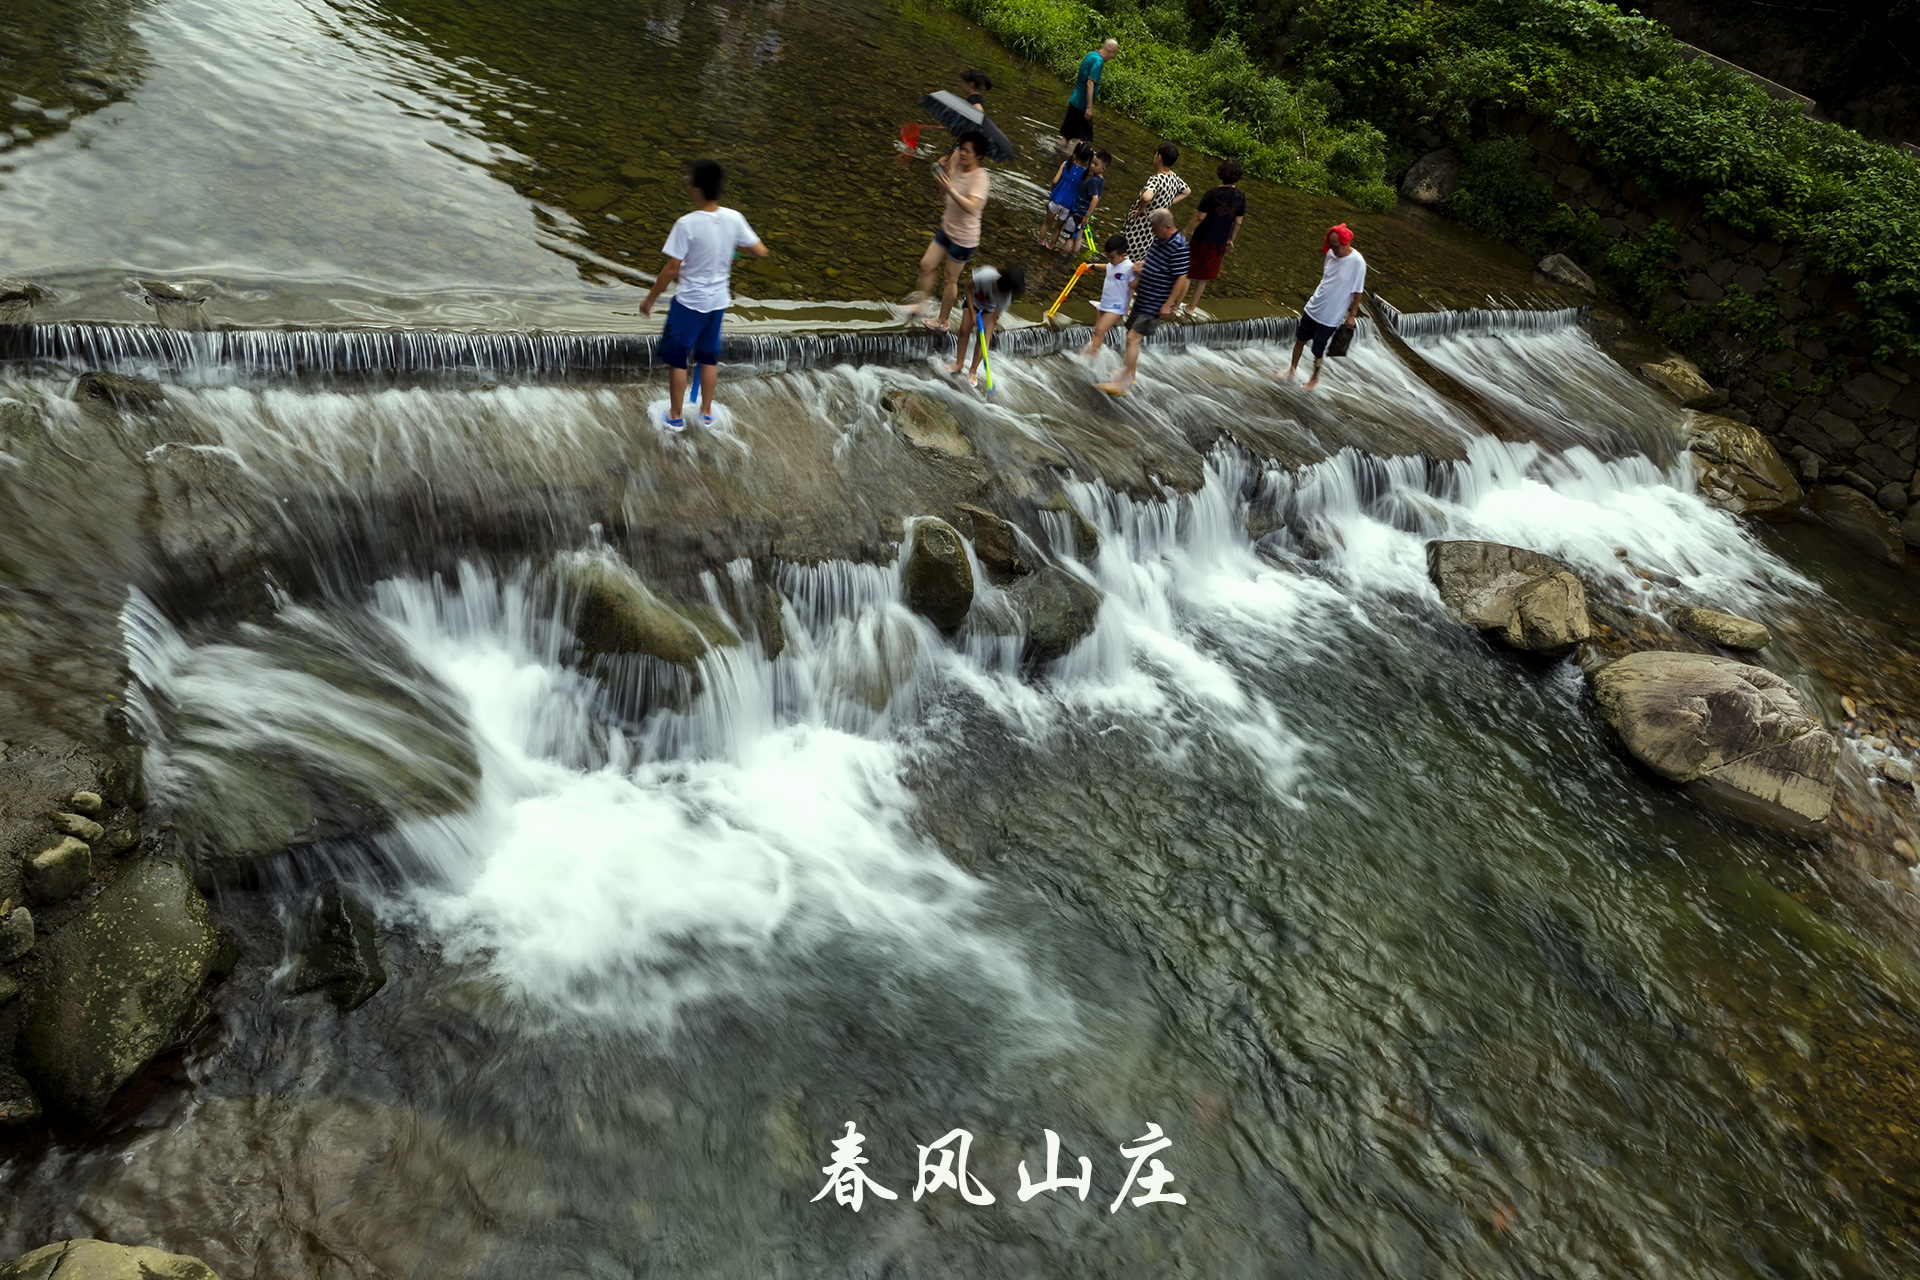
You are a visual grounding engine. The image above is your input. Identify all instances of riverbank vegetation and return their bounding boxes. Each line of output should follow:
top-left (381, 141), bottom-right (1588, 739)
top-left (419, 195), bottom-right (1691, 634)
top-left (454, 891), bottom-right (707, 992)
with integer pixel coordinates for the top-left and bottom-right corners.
top-left (939, 0), bottom-right (1920, 356)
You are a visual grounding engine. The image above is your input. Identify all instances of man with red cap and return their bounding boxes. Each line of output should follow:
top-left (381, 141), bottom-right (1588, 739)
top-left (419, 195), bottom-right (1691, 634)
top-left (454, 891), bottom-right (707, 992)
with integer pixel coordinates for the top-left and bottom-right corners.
top-left (1283, 223), bottom-right (1366, 390)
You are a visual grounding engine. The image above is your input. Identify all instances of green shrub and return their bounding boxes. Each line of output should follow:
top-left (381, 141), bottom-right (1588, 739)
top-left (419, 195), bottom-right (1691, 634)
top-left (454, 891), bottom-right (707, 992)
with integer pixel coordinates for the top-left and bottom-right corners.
top-left (929, 0), bottom-right (1392, 206)
top-left (1450, 137), bottom-right (1550, 240)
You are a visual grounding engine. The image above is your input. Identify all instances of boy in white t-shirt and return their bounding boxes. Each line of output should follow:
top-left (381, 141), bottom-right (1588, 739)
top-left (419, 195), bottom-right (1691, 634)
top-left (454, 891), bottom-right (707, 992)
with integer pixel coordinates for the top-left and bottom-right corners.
top-left (1081, 234), bottom-right (1136, 359)
top-left (640, 160), bottom-right (770, 430)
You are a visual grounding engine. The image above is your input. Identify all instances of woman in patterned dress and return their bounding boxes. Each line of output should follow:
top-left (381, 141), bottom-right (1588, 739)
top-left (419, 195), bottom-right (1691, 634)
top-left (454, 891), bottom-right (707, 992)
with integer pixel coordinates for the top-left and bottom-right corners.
top-left (1123, 142), bottom-right (1191, 264)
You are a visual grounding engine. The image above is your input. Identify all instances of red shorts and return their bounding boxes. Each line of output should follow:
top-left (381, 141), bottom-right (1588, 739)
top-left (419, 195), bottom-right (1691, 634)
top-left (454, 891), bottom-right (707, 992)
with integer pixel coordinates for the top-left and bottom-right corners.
top-left (1188, 240), bottom-right (1227, 281)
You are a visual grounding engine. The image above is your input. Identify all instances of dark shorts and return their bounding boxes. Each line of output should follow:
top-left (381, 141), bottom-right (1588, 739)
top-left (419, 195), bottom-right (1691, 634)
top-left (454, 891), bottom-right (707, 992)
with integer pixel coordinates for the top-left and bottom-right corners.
top-left (1189, 239), bottom-right (1227, 282)
top-left (1296, 312), bottom-right (1342, 359)
top-left (1059, 104), bottom-right (1093, 141)
top-left (933, 227), bottom-right (977, 263)
top-left (659, 299), bottom-right (725, 369)
top-left (1126, 309), bottom-right (1162, 337)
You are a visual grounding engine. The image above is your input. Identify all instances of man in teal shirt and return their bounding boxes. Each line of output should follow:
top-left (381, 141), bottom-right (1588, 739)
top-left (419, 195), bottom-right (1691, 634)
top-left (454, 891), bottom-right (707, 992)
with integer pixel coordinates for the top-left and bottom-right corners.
top-left (1059, 38), bottom-right (1118, 147)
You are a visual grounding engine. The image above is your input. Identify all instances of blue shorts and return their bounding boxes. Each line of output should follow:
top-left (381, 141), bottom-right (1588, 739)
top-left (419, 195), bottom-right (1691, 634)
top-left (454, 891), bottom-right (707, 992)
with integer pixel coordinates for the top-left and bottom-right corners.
top-left (659, 299), bottom-right (725, 369)
top-left (933, 227), bottom-right (977, 264)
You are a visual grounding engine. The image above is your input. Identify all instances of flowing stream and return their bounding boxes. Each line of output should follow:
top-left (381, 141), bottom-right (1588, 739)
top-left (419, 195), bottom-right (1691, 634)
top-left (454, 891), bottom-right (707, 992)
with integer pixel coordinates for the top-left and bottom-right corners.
top-left (4, 317), bottom-right (1920, 1277)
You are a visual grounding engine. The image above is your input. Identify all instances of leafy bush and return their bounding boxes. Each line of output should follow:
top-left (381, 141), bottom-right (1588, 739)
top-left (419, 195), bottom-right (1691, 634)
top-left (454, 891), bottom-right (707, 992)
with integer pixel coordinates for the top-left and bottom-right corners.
top-left (1449, 136), bottom-right (1550, 240)
top-left (1265, 0), bottom-right (1920, 354)
top-left (931, 0), bottom-right (1394, 209)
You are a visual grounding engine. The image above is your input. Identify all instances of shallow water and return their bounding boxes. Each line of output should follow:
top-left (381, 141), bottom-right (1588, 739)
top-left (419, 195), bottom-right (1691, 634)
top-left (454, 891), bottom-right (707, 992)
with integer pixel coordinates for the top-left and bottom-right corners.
top-left (0, 0), bottom-right (1572, 329)
top-left (4, 318), bottom-right (1920, 1276)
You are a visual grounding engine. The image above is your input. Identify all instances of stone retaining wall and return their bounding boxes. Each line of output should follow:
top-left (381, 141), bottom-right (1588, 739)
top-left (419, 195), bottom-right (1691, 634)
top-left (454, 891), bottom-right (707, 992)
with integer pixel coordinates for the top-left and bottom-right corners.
top-left (1498, 113), bottom-right (1920, 523)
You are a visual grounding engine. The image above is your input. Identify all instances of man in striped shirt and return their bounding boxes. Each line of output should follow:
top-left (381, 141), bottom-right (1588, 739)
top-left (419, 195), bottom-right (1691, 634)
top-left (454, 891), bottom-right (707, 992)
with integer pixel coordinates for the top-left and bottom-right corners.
top-left (1097, 209), bottom-right (1188, 396)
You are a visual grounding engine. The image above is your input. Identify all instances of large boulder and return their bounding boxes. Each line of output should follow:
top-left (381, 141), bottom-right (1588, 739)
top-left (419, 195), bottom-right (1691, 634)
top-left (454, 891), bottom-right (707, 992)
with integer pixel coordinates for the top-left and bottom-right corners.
top-left (1426, 540), bottom-right (1592, 654)
top-left (1589, 651), bottom-right (1839, 832)
top-left (1675, 606), bottom-right (1771, 651)
top-left (1638, 354), bottom-right (1720, 408)
top-left (1536, 253), bottom-right (1596, 293)
top-left (22, 858), bottom-right (223, 1119)
top-left (557, 552), bottom-right (738, 670)
top-left (287, 883), bottom-right (386, 1013)
top-left (901, 518), bottom-right (974, 630)
top-left (1684, 413), bottom-right (1803, 518)
top-left (1006, 566), bottom-right (1103, 664)
top-left (0, 1240), bottom-right (220, 1279)
top-left (1810, 484), bottom-right (1906, 566)
top-left (1400, 150), bottom-right (1462, 206)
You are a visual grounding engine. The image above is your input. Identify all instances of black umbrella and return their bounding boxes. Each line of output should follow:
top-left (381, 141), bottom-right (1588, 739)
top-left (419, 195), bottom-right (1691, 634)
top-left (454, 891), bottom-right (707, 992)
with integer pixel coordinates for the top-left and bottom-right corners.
top-left (919, 90), bottom-right (1015, 162)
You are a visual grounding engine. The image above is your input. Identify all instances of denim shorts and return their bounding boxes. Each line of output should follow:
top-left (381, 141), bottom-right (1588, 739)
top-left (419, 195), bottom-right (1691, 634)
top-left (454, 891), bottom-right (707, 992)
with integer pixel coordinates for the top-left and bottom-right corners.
top-left (933, 227), bottom-right (977, 263)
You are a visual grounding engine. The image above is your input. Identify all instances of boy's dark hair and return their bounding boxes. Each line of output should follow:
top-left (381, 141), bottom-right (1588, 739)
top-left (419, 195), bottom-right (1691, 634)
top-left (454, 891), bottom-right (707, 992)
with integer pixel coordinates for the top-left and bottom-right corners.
top-left (1001, 265), bottom-right (1026, 298)
top-left (1072, 141), bottom-right (1095, 164)
top-left (957, 130), bottom-right (990, 157)
top-left (1095, 150), bottom-right (1112, 164)
top-left (1104, 233), bottom-right (1128, 256)
top-left (963, 69), bottom-right (993, 90)
top-left (689, 159), bottom-right (724, 201)
top-left (1156, 142), bottom-right (1180, 167)
top-left (1218, 157), bottom-right (1244, 183)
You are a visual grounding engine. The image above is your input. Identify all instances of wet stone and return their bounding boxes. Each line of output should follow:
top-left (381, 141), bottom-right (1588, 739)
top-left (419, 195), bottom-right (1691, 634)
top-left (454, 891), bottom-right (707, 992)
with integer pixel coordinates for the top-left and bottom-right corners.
top-left (1810, 485), bottom-right (1906, 566)
top-left (901, 518), bottom-right (973, 630)
top-left (53, 812), bottom-right (104, 842)
top-left (288, 883), bottom-right (387, 1014)
top-left (1005, 565), bottom-right (1103, 664)
top-left (1, 905), bottom-right (33, 962)
top-left (0, 1062), bottom-right (41, 1128)
top-left (22, 857), bottom-right (223, 1119)
top-left (1676, 607), bottom-right (1771, 651)
top-left (67, 791), bottom-right (104, 817)
top-left (25, 837), bottom-right (91, 905)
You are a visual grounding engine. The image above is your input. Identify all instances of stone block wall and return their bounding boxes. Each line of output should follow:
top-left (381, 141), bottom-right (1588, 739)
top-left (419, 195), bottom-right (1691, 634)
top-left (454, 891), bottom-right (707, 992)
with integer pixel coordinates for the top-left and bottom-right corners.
top-left (1497, 112), bottom-right (1920, 519)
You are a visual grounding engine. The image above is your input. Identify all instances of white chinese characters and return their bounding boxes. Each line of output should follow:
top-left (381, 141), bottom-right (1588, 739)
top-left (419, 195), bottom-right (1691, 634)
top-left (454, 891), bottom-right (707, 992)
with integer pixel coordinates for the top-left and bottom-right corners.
top-left (814, 1123), bottom-right (1186, 1211)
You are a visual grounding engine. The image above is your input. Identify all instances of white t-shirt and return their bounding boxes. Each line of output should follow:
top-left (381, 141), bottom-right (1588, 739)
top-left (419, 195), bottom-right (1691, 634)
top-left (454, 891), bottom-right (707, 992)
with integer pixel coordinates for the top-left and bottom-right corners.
top-left (662, 207), bottom-right (760, 313)
top-left (1099, 260), bottom-right (1137, 314)
top-left (1303, 247), bottom-right (1367, 326)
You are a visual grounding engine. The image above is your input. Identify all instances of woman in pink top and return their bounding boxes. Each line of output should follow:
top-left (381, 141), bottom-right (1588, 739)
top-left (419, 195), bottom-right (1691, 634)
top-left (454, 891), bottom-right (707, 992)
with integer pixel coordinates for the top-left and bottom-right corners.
top-left (906, 131), bottom-right (992, 332)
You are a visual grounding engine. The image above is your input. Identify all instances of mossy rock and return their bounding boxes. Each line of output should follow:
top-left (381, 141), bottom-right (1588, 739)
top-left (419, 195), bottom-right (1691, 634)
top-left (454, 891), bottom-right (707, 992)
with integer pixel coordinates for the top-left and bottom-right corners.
top-left (0, 1240), bottom-right (221, 1279)
top-left (21, 857), bottom-right (222, 1119)
top-left (1006, 565), bottom-right (1103, 663)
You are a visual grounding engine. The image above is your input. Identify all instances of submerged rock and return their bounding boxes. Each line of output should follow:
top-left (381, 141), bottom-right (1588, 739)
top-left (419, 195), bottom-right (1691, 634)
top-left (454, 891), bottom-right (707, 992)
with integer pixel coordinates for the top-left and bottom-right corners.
top-left (1400, 150), bottom-right (1462, 206)
top-left (1426, 540), bottom-right (1592, 654)
top-left (559, 552), bottom-right (738, 670)
top-left (882, 388), bottom-right (973, 458)
top-left (1041, 492), bottom-right (1101, 560)
top-left (1589, 651), bottom-right (1838, 833)
top-left (288, 883), bottom-right (386, 1013)
top-left (955, 503), bottom-right (1034, 580)
top-left (72, 371), bottom-right (166, 414)
top-left (0, 1063), bottom-right (40, 1127)
top-left (25, 837), bottom-right (91, 904)
top-left (1684, 413), bottom-right (1803, 518)
top-left (1809, 485), bottom-right (1906, 566)
top-left (901, 518), bottom-right (973, 629)
top-left (1536, 253), bottom-right (1596, 293)
top-left (145, 443), bottom-right (273, 591)
top-left (22, 857), bottom-right (223, 1119)
top-left (1676, 607), bottom-right (1771, 651)
top-left (1638, 354), bottom-right (1719, 408)
top-left (1006, 566), bottom-right (1103, 663)
top-left (0, 1240), bottom-right (221, 1279)
top-left (2, 905), bottom-right (33, 961)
